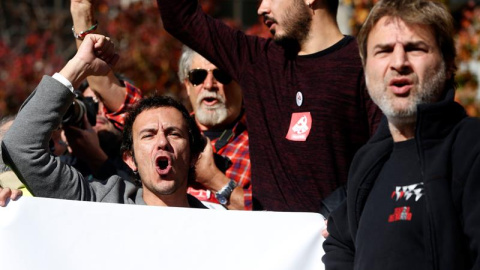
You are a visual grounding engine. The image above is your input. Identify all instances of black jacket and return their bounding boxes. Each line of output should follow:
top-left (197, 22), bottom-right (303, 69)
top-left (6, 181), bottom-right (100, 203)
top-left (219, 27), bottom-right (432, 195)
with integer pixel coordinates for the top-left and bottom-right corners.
top-left (323, 89), bottom-right (480, 270)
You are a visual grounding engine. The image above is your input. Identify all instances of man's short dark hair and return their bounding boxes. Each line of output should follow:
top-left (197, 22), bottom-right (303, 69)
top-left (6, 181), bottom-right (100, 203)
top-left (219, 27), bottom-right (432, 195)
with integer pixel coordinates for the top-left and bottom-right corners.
top-left (326, 0), bottom-right (339, 17)
top-left (121, 95), bottom-right (205, 162)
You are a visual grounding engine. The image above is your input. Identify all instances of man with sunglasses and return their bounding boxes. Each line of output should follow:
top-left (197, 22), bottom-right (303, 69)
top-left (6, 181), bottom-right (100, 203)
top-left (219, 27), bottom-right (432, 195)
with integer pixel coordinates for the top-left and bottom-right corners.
top-left (157, 0), bottom-right (382, 213)
top-left (178, 46), bottom-right (251, 210)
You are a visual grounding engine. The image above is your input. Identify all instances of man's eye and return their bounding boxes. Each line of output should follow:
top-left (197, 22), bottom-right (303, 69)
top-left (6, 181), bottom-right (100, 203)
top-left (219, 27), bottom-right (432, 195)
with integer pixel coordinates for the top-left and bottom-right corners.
top-left (169, 132), bottom-right (181, 138)
top-left (375, 48), bottom-right (392, 55)
top-left (408, 47), bottom-right (427, 53)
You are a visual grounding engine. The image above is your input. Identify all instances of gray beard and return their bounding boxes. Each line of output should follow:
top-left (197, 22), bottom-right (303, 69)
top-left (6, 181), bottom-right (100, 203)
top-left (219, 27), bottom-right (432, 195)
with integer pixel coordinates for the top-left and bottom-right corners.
top-left (195, 105), bottom-right (228, 127)
top-left (370, 63), bottom-right (447, 126)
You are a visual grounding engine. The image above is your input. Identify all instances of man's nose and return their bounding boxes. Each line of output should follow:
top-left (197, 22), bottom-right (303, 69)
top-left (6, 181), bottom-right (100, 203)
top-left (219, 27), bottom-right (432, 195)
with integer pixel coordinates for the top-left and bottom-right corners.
top-left (203, 72), bottom-right (217, 91)
top-left (390, 46), bottom-right (411, 73)
top-left (257, 0), bottom-right (270, 16)
top-left (156, 132), bottom-right (169, 150)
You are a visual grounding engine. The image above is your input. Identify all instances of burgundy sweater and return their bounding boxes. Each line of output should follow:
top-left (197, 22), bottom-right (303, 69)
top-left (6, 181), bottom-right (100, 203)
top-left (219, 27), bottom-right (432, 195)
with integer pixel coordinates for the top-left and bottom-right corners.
top-left (158, 0), bottom-right (382, 212)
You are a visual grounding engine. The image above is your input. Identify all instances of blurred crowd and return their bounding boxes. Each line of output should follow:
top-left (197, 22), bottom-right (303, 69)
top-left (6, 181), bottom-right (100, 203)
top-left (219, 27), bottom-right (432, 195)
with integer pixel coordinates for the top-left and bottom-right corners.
top-left (0, 0), bottom-right (251, 116)
top-left (1, 0), bottom-right (477, 117)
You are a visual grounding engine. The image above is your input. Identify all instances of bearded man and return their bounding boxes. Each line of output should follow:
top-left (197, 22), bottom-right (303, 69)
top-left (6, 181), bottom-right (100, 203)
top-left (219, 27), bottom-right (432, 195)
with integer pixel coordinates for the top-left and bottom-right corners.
top-left (323, 1), bottom-right (480, 269)
top-left (156, 0), bottom-right (382, 213)
top-left (178, 46), bottom-right (251, 210)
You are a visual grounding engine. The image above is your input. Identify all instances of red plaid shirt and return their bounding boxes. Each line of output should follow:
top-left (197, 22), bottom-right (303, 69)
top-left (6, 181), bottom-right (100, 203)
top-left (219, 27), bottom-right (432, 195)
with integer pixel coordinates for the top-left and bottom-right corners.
top-left (188, 114), bottom-right (252, 210)
top-left (104, 81), bottom-right (143, 131)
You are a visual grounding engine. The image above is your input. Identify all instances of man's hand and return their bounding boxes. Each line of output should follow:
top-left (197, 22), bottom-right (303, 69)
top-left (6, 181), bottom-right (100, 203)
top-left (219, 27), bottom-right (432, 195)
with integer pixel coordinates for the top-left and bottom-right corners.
top-left (0, 187), bottom-right (22, 207)
top-left (71, 0), bottom-right (94, 8)
top-left (63, 115), bottom-right (108, 173)
top-left (59, 34), bottom-right (119, 88)
top-left (195, 138), bottom-right (226, 191)
top-left (194, 138), bottom-right (245, 210)
top-left (322, 219), bottom-right (329, 238)
top-left (77, 34), bottom-right (118, 77)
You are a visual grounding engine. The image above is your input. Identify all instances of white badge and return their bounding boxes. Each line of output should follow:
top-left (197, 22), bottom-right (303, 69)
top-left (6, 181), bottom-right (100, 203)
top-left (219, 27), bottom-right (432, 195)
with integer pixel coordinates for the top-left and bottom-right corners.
top-left (296, 91), bottom-right (303, 107)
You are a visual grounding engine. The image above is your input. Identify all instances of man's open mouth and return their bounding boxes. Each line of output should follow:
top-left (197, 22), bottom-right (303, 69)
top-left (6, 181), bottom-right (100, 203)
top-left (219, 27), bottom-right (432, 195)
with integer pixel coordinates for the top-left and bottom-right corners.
top-left (201, 97), bottom-right (219, 107)
top-left (155, 156), bottom-right (172, 175)
top-left (263, 16), bottom-right (275, 27)
top-left (389, 78), bottom-right (412, 95)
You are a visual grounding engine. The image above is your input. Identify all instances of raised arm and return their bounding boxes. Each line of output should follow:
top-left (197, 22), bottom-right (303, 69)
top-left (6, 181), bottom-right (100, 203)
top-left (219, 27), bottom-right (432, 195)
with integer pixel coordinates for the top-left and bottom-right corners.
top-left (71, 0), bottom-right (131, 113)
top-left (1, 34), bottom-right (118, 200)
top-left (156, 0), bottom-right (266, 82)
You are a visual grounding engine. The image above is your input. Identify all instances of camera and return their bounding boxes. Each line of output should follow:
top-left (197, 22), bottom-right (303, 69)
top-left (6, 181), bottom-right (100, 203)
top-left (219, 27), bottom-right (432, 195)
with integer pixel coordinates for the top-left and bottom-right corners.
top-left (213, 153), bottom-right (232, 173)
top-left (62, 91), bottom-right (98, 128)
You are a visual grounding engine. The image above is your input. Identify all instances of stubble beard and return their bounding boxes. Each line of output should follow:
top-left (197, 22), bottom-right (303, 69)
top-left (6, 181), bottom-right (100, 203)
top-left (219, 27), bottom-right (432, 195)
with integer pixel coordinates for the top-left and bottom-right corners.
top-left (135, 156), bottom-right (179, 197)
top-left (273, 0), bottom-right (312, 47)
top-left (368, 62), bottom-right (447, 126)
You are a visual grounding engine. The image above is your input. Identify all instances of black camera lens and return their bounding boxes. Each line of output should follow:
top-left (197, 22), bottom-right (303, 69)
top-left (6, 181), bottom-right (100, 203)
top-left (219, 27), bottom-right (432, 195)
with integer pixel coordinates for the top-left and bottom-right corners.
top-left (62, 91), bottom-right (98, 128)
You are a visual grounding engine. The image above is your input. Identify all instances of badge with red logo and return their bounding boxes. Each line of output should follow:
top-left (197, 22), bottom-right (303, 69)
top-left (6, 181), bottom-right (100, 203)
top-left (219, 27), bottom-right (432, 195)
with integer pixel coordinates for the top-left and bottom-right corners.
top-left (286, 112), bottom-right (312, 141)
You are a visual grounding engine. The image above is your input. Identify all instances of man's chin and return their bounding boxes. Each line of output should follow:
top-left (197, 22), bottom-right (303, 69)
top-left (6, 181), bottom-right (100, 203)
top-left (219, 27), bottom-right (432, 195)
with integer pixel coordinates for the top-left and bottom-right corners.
top-left (157, 183), bottom-right (183, 197)
top-left (385, 111), bottom-right (417, 126)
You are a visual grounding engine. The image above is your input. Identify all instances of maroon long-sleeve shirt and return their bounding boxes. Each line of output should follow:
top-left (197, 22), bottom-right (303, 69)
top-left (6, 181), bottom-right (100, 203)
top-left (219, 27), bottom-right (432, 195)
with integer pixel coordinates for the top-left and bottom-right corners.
top-left (158, 0), bottom-right (381, 212)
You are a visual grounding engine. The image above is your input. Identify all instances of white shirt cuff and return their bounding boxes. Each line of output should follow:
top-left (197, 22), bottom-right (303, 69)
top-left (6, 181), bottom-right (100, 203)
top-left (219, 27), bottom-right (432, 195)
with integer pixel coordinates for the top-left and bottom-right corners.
top-left (52, 73), bottom-right (75, 93)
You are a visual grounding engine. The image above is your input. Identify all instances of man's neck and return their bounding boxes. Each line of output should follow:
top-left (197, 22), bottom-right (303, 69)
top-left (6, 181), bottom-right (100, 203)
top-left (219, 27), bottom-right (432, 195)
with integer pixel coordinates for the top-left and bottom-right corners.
top-left (298, 9), bottom-right (344, 55)
top-left (196, 119), bottom-right (231, 132)
top-left (388, 121), bottom-right (416, 142)
top-left (195, 112), bottom-right (241, 132)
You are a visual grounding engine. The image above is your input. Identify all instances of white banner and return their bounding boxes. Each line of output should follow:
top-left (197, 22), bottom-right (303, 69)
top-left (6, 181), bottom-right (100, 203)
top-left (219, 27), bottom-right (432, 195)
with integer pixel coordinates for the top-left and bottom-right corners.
top-left (0, 197), bottom-right (325, 270)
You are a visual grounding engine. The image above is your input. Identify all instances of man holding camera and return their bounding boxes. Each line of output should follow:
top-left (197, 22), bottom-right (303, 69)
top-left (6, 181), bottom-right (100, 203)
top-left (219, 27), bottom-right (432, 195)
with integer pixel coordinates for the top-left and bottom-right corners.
top-left (60, 0), bottom-right (142, 181)
top-left (179, 46), bottom-right (251, 210)
top-left (1, 34), bottom-right (206, 208)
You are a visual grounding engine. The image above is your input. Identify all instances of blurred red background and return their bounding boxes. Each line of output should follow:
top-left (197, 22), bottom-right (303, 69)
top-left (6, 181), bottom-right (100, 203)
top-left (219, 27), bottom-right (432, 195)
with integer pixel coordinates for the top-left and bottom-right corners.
top-left (0, 0), bottom-right (478, 116)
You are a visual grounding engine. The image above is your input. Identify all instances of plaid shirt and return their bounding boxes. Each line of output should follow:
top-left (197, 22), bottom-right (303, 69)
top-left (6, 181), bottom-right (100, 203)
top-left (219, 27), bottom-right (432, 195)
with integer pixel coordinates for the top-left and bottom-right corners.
top-left (104, 81), bottom-right (143, 131)
top-left (188, 114), bottom-right (252, 210)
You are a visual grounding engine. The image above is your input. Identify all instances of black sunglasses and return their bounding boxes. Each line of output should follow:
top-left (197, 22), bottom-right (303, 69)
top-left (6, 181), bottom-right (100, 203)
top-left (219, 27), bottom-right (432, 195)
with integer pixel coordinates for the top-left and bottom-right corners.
top-left (187, 68), bottom-right (232, 86)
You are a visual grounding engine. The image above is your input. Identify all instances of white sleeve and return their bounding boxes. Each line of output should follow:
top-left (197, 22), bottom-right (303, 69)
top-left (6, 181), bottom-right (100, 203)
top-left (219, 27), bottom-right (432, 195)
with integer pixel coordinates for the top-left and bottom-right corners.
top-left (52, 73), bottom-right (75, 93)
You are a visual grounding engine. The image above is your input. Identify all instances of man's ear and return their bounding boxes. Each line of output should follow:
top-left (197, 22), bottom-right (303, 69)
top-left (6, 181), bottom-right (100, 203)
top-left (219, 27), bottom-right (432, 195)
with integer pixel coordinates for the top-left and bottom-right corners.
top-left (185, 79), bottom-right (194, 96)
top-left (123, 151), bottom-right (137, 171)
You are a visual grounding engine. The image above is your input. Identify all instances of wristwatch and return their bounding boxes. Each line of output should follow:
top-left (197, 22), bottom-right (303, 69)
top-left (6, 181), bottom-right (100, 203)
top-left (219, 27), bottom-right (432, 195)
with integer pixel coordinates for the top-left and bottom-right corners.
top-left (215, 179), bottom-right (237, 205)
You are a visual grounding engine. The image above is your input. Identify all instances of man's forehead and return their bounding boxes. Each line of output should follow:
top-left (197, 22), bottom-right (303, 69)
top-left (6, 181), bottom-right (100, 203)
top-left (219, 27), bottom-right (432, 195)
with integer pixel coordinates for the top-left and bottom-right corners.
top-left (369, 16), bottom-right (436, 46)
top-left (133, 107), bottom-right (188, 130)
